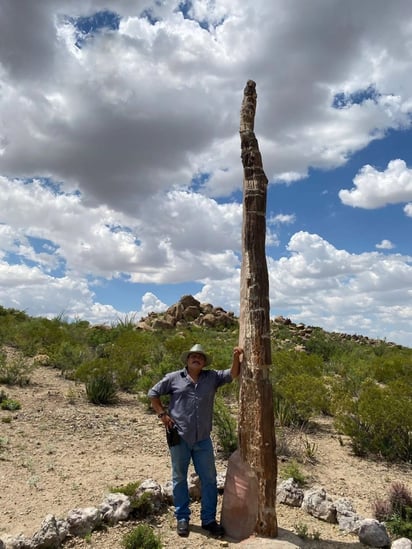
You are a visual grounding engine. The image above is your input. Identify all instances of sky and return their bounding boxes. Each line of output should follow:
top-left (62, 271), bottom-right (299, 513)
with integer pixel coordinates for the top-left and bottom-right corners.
top-left (0, 0), bottom-right (411, 348)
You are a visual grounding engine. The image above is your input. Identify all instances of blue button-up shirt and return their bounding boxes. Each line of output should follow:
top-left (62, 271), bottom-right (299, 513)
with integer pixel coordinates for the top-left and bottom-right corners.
top-left (148, 367), bottom-right (233, 447)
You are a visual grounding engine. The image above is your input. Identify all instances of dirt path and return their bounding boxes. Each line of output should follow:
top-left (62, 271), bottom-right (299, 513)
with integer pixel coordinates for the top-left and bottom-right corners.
top-left (0, 365), bottom-right (410, 548)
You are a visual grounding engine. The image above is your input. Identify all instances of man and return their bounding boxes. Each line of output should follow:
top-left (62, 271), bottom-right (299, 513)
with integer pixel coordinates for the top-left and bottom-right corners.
top-left (148, 343), bottom-right (243, 538)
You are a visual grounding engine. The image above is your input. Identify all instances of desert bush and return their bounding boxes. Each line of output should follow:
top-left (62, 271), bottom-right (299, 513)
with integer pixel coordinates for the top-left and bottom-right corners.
top-left (294, 521), bottom-right (309, 539)
top-left (373, 481), bottom-right (412, 538)
top-left (271, 350), bottom-right (330, 425)
top-left (304, 329), bottom-right (344, 361)
top-left (131, 491), bottom-right (156, 517)
top-left (85, 370), bottom-right (118, 405)
top-left (271, 350), bottom-right (324, 380)
top-left (274, 397), bottom-right (295, 427)
top-left (48, 340), bottom-right (92, 377)
top-left (101, 330), bottom-right (154, 391)
top-left (388, 481), bottom-right (412, 514)
top-left (0, 354), bottom-right (35, 386)
top-left (7, 317), bottom-right (66, 356)
top-left (0, 307), bottom-right (30, 346)
top-left (334, 380), bottom-right (412, 461)
top-left (213, 395), bottom-right (237, 456)
top-left (122, 523), bottom-right (162, 549)
top-left (0, 398), bottom-right (21, 410)
top-left (110, 483), bottom-right (159, 520)
top-left (301, 436), bottom-right (318, 464)
top-left (371, 351), bottom-right (412, 384)
top-left (280, 459), bottom-right (306, 486)
top-left (274, 374), bottom-right (329, 426)
top-left (133, 354), bottom-right (177, 407)
top-left (110, 481), bottom-right (140, 497)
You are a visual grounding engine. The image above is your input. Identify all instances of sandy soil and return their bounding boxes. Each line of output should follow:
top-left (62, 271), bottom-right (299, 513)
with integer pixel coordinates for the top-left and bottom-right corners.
top-left (0, 365), bottom-right (411, 548)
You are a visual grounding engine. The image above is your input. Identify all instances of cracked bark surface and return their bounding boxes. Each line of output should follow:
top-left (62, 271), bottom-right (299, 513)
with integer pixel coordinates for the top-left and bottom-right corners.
top-left (238, 80), bottom-right (278, 537)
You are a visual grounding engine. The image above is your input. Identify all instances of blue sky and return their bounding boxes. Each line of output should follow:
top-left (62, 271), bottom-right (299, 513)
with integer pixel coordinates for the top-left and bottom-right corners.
top-left (0, 0), bottom-right (411, 347)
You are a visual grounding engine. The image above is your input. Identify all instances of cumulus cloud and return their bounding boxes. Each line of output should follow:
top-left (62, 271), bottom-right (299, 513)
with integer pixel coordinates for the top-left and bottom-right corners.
top-left (269, 213), bottom-right (296, 225)
top-left (1, 1), bottom-right (412, 346)
top-left (339, 159), bottom-right (412, 209)
top-left (267, 232), bottom-right (412, 344)
top-left (376, 239), bottom-right (395, 250)
top-left (2, 0), bottom-right (412, 215)
top-left (0, 178), bottom-right (242, 283)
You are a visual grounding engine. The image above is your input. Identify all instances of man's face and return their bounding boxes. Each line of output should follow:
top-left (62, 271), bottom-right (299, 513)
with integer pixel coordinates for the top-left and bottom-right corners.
top-left (187, 352), bottom-right (206, 369)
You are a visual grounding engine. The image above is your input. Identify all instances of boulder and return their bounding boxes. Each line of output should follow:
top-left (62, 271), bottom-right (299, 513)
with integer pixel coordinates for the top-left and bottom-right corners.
top-left (302, 488), bottom-right (337, 523)
top-left (66, 507), bottom-right (102, 537)
top-left (99, 493), bottom-right (131, 524)
top-left (277, 478), bottom-right (304, 507)
top-left (357, 518), bottom-right (390, 547)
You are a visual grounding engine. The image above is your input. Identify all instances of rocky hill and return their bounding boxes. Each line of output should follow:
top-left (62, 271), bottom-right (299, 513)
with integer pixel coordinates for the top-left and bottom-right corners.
top-left (136, 294), bottom-right (403, 351)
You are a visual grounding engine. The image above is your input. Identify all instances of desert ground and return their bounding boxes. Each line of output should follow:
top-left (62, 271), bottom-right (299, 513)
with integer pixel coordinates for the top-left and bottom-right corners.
top-left (0, 364), bottom-right (411, 548)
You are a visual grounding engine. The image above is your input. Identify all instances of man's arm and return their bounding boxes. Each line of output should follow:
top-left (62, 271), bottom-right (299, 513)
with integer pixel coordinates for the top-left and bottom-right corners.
top-left (150, 396), bottom-right (166, 417)
top-left (230, 346), bottom-right (243, 379)
top-left (149, 396), bottom-right (174, 428)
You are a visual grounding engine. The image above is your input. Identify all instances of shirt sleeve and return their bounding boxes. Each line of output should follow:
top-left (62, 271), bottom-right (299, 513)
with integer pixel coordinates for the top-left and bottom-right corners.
top-left (147, 373), bottom-right (173, 398)
top-left (215, 368), bottom-right (233, 387)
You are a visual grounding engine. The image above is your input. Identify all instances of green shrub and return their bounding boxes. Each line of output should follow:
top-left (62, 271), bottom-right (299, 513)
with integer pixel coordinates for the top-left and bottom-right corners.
top-left (271, 350), bottom-right (324, 380)
top-left (280, 459), bottom-right (306, 486)
top-left (274, 397), bottom-right (295, 427)
top-left (101, 331), bottom-right (154, 391)
top-left (294, 522), bottom-right (309, 539)
top-left (0, 355), bottom-right (35, 386)
top-left (130, 491), bottom-right (155, 517)
top-left (371, 352), bottom-right (412, 384)
top-left (110, 481), bottom-right (140, 497)
top-left (0, 398), bottom-right (21, 411)
top-left (304, 329), bottom-right (343, 361)
top-left (48, 341), bottom-right (92, 377)
top-left (7, 317), bottom-right (66, 356)
top-left (275, 374), bottom-right (329, 426)
top-left (122, 523), bottom-right (162, 549)
top-left (110, 482), bottom-right (158, 519)
top-left (77, 331), bottom-right (164, 393)
top-left (213, 395), bottom-right (237, 456)
top-left (85, 371), bottom-right (118, 405)
top-left (334, 380), bottom-right (412, 461)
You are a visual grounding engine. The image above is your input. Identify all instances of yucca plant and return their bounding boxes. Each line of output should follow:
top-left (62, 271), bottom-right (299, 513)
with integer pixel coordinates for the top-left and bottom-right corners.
top-left (213, 395), bottom-right (238, 457)
top-left (85, 371), bottom-right (118, 405)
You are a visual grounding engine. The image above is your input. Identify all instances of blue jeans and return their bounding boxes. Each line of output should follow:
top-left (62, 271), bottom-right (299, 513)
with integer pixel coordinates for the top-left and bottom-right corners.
top-left (169, 436), bottom-right (217, 524)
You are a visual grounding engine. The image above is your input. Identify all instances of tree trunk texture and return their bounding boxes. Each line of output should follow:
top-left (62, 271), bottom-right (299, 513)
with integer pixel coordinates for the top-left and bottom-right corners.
top-left (238, 80), bottom-right (278, 537)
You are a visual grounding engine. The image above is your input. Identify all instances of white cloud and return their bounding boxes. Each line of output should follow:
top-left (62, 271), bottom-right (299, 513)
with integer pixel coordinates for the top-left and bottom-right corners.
top-left (269, 213), bottom-right (296, 225)
top-left (339, 159), bottom-right (412, 209)
top-left (266, 232), bottom-right (412, 345)
top-left (2, 0), bottom-right (412, 216)
top-left (195, 231), bottom-right (412, 347)
top-left (376, 239), bottom-right (395, 250)
top-left (0, 178), bottom-right (242, 283)
top-left (1, 1), bottom-right (412, 347)
top-left (140, 292), bottom-right (168, 316)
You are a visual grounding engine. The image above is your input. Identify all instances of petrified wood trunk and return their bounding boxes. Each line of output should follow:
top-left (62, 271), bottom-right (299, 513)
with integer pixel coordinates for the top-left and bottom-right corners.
top-left (238, 80), bottom-right (278, 537)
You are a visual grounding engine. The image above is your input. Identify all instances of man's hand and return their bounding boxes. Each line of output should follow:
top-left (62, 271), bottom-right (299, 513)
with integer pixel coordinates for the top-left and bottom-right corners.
top-left (231, 347), bottom-right (243, 378)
